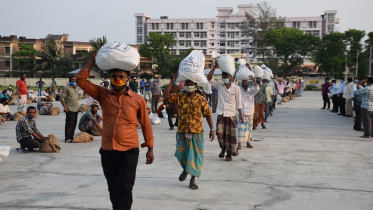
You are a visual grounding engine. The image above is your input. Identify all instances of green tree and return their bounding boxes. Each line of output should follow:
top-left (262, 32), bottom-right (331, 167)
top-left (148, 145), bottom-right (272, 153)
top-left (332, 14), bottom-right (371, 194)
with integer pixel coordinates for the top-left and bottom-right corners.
top-left (345, 29), bottom-right (366, 76)
top-left (365, 32), bottom-right (373, 76)
top-left (263, 28), bottom-right (320, 76)
top-left (89, 36), bottom-right (107, 51)
top-left (138, 33), bottom-right (178, 78)
top-left (33, 40), bottom-right (74, 77)
top-left (240, 0), bottom-right (285, 62)
top-left (82, 35), bottom-right (108, 77)
top-left (11, 44), bottom-right (39, 77)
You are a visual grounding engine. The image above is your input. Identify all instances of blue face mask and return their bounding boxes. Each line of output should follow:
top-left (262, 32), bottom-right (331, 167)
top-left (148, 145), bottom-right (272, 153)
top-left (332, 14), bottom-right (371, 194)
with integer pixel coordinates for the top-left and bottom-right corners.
top-left (173, 82), bottom-right (176, 85)
top-left (222, 78), bottom-right (230, 84)
top-left (27, 116), bottom-right (34, 121)
top-left (355, 80), bottom-right (359, 83)
top-left (70, 81), bottom-right (77, 86)
top-left (154, 79), bottom-right (157, 82)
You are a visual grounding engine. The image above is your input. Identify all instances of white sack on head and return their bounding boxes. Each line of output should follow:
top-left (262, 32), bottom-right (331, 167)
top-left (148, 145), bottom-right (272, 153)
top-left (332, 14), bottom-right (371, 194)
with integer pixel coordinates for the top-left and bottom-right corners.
top-left (218, 55), bottom-right (235, 76)
top-left (262, 70), bottom-right (271, 80)
top-left (96, 41), bottom-right (140, 71)
top-left (176, 50), bottom-right (208, 84)
top-left (212, 51), bottom-right (222, 59)
top-left (253, 66), bottom-right (264, 78)
top-left (235, 59), bottom-right (254, 80)
top-left (261, 64), bottom-right (267, 69)
top-left (263, 67), bottom-right (274, 78)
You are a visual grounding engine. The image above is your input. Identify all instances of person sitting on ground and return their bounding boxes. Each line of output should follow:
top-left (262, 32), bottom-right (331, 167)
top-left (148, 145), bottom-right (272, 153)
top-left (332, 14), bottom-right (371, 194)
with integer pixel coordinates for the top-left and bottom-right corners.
top-left (28, 90), bottom-right (37, 101)
top-left (39, 101), bottom-right (54, 115)
top-left (15, 106), bottom-right (48, 152)
top-left (55, 88), bottom-right (62, 101)
top-left (6, 87), bottom-right (13, 97)
top-left (37, 99), bottom-right (53, 112)
top-left (0, 89), bottom-right (10, 100)
top-left (44, 87), bottom-right (51, 95)
top-left (0, 98), bottom-right (13, 121)
top-left (78, 103), bottom-right (103, 136)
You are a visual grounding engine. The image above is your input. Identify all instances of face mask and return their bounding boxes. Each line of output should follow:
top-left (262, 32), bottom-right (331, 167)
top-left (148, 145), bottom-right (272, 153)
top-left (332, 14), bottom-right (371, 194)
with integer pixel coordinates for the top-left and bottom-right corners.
top-left (27, 116), bottom-right (34, 121)
top-left (325, 80), bottom-right (327, 83)
top-left (91, 110), bottom-right (97, 114)
top-left (154, 79), bottom-right (157, 82)
top-left (111, 78), bottom-right (127, 87)
top-left (355, 80), bottom-right (359, 83)
top-left (70, 81), bottom-right (77, 86)
top-left (173, 82), bottom-right (176, 85)
top-left (222, 78), bottom-right (230, 84)
top-left (184, 86), bottom-right (195, 92)
top-left (242, 85), bottom-right (249, 89)
top-left (21, 76), bottom-right (26, 80)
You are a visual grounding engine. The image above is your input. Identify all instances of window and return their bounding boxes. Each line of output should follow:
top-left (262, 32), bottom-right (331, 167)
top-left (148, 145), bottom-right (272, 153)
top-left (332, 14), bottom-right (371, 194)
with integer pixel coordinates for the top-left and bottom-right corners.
top-left (152, 23), bottom-right (159, 30)
top-left (5, 47), bottom-right (10, 53)
top-left (220, 50), bottom-right (225, 54)
top-left (241, 33), bottom-right (245, 37)
top-left (211, 34), bottom-right (214, 37)
top-left (152, 23), bottom-right (155, 30)
top-left (194, 41), bottom-right (200, 46)
top-left (328, 14), bottom-right (335, 23)
top-left (186, 41), bottom-right (191, 47)
top-left (179, 41), bottom-right (185, 46)
top-left (309, 21), bottom-right (317, 28)
top-left (211, 43), bottom-right (215, 46)
top-left (74, 63), bottom-right (80, 69)
top-left (137, 17), bottom-right (143, 26)
top-left (220, 23), bottom-right (225, 28)
top-left (201, 32), bottom-right (207, 38)
top-left (194, 32), bottom-right (200, 37)
top-left (327, 25), bottom-right (334, 32)
top-left (211, 22), bottom-right (215, 28)
top-left (171, 32), bottom-right (177, 38)
top-left (182, 23), bottom-right (188, 30)
top-left (186, 32), bottom-right (191, 38)
top-left (137, 35), bottom-right (142, 43)
top-left (293, 21), bottom-right (300, 29)
top-left (200, 41), bottom-right (206, 47)
top-left (220, 32), bottom-right (225, 38)
top-left (137, 27), bottom-right (142, 34)
top-left (167, 23), bottom-right (174, 30)
top-left (75, 50), bottom-right (87, 55)
top-left (231, 23), bottom-right (235, 29)
top-left (179, 32), bottom-right (185, 37)
top-left (196, 23), bottom-right (203, 30)
top-left (220, 42), bottom-right (225, 46)
top-left (5, 61), bottom-right (10, 67)
top-left (313, 30), bottom-right (320, 37)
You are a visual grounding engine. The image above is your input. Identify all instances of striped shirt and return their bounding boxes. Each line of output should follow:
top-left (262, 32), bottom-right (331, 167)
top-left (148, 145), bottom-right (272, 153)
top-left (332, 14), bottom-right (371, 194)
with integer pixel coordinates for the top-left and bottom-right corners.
top-left (355, 85), bottom-right (373, 111)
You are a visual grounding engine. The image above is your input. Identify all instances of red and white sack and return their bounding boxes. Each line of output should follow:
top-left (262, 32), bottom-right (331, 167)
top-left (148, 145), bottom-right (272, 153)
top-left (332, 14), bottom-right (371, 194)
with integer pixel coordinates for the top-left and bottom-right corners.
top-left (176, 50), bottom-right (208, 84)
top-left (96, 41), bottom-right (140, 71)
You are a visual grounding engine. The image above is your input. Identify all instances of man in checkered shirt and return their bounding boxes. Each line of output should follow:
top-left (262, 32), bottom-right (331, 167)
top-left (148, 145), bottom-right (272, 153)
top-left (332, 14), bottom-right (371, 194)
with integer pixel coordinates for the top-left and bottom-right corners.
top-left (15, 106), bottom-right (48, 151)
top-left (354, 77), bottom-right (373, 138)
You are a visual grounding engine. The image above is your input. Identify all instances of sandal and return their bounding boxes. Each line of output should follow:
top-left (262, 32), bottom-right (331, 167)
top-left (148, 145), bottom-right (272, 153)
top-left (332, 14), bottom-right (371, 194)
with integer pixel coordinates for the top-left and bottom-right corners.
top-left (225, 156), bottom-right (232, 161)
top-left (179, 171), bottom-right (188, 182)
top-left (360, 135), bottom-right (371, 138)
top-left (189, 182), bottom-right (198, 190)
top-left (219, 151), bottom-right (225, 158)
top-left (237, 143), bottom-right (241, 150)
top-left (261, 124), bottom-right (266, 129)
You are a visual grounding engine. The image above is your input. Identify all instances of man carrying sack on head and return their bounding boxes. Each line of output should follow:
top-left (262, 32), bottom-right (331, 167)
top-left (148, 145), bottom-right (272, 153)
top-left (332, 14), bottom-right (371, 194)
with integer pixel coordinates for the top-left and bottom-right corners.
top-left (77, 51), bottom-right (154, 210)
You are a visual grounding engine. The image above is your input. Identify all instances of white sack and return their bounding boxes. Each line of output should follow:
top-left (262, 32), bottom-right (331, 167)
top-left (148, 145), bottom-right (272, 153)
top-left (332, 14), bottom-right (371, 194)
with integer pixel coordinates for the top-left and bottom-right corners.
top-left (253, 66), bottom-right (264, 78)
top-left (262, 70), bottom-right (271, 80)
top-left (263, 67), bottom-right (274, 78)
top-left (161, 109), bottom-right (168, 119)
top-left (176, 50), bottom-right (208, 84)
top-left (218, 55), bottom-right (235, 76)
top-left (150, 116), bottom-right (161, 125)
top-left (0, 146), bottom-right (11, 158)
top-left (276, 94), bottom-right (282, 103)
top-left (212, 51), bottom-right (222, 59)
top-left (235, 59), bottom-right (254, 80)
top-left (96, 41), bottom-right (140, 71)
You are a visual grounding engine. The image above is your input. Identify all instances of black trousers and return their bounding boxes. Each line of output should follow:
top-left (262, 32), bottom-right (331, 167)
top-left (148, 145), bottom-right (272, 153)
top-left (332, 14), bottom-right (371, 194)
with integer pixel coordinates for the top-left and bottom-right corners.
top-left (354, 101), bottom-right (362, 130)
top-left (168, 113), bottom-right (177, 128)
top-left (140, 87), bottom-right (144, 94)
top-left (332, 94), bottom-right (339, 112)
top-left (271, 95), bottom-right (276, 111)
top-left (205, 94), bottom-right (212, 106)
top-left (322, 95), bottom-right (330, 109)
top-left (338, 94), bottom-right (346, 115)
top-left (19, 137), bottom-right (41, 150)
top-left (362, 108), bottom-right (373, 137)
top-left (100, 148), bottom-right (139, 210)
top-left (65, 111), bottom-right (78, 140)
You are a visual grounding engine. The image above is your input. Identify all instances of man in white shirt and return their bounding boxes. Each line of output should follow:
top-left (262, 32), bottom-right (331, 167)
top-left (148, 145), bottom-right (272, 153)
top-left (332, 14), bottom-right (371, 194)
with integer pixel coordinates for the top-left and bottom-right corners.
top-left (0, 98), bottom-right (13, 121)
top-left (207, 62), bottom-right (244, 161)
top-left (238, 75), bottom-right (259, 149)
top-left (6, 87), bottom-right (13, 97)
top-left (204, 82), bottom-right (212, 106)
top-left (337, 77), bottom-right (346, 115)
top-left (329, 79), bottom-right (340, 113)
top-left (343, 78), bottom-right (354, 117)
top-left (28, 90), bottom-right (37, 101)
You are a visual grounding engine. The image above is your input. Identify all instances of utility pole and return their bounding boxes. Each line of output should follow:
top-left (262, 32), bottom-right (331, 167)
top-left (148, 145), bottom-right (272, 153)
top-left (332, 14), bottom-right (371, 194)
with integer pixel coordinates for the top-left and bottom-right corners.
top-left (356, 50), bottom-right (359, 76)
top-left (369, 45), bottom-right (372, 77)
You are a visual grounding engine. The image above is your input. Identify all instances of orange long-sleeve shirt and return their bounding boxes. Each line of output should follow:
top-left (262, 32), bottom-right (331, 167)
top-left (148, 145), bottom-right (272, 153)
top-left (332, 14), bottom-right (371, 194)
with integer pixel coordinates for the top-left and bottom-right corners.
top-left (77, 70), bottom-right (154, 151)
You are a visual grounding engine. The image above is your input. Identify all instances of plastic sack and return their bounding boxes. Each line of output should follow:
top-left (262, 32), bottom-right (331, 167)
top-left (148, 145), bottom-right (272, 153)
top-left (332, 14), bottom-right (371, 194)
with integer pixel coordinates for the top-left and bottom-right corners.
top-left (96, 41), bottom-right (140, 71)
top-left (176, 50), bottom-right (208, 84)
top-left (253, 66), bottom-right (264, 78)
top-left (262, 70), bottom-right (271, 80)
top-left (0, 146), bottom-right (11, 158)
top-left (263, 67), bottom-right (274, 78)
top-left (236, 59), bottom-right (254, 80)
top-left (218, 55), bottom-right (235, 76)
top-left (150, 116), bottom-right (161, 125)
top-left (161, 109), bottom-right (168, 119)
top-left (212, 51), bottom-right (222, 59)
top-left (276, 94), bottom-right (282, 103)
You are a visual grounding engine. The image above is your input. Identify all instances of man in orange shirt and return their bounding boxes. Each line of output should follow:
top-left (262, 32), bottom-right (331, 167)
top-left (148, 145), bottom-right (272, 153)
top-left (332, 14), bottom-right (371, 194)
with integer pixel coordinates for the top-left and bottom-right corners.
top-left (77, 52), bottom-right (154, 210)
top-left (16, 73), bottom-right (28, 112)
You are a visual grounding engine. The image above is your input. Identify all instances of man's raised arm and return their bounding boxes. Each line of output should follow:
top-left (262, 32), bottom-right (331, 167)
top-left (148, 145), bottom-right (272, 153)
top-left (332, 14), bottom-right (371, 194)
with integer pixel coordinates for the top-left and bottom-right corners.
top-left (77, 52), bottom-right (101, 100)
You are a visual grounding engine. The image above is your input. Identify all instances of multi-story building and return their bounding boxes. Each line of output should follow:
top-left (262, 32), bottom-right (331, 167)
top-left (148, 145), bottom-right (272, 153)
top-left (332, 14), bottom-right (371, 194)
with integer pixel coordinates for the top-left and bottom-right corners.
top-left (134, 4), bottom-right (339, 62)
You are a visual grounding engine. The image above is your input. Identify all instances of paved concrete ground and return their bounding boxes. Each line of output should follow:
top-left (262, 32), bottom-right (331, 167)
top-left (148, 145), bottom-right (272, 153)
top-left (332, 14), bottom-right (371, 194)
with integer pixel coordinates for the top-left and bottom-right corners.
top-left (0, 91), bottom-right (373, 210)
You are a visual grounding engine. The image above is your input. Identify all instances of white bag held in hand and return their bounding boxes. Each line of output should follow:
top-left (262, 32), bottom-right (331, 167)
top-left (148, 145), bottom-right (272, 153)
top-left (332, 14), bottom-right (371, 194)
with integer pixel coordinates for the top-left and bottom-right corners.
top-left (253, 66), bottom-right (264, 78)
top-left (150, 116), bottom-right (161, 125)
top-left (96, 41), bottom-right (140, 71)
top-left (161, 109), bottom-right (168, 119)
top-left (0, 146), bottom-right (11, 158)
top-left (218, 55), bottom-right (235, 76)
top-left (276, 94), bottom-right (282, 103)
top-left (235, 59), bottom-right (254, 80)
top-left (176, 50), bottom-right (208, 84)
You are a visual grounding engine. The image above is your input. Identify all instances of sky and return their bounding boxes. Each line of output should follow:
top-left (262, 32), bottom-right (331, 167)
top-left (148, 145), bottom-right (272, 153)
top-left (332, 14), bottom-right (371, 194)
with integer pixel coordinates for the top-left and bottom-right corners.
top-left (1, 0), bottom-right (372, 44)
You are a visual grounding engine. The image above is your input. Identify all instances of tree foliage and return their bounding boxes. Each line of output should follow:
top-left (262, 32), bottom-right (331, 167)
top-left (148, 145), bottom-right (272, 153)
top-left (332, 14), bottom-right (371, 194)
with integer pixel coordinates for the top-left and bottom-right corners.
top-left (139, 33), bottom-right (193, 78)
top-left (11, 44), bottom-right (39, 77)
top-left (241, 0), bottom-right (285, 61)
top-left (344, 29), bottom-right (366, 76)
top-left (33, 40), bottom-right (74, 77)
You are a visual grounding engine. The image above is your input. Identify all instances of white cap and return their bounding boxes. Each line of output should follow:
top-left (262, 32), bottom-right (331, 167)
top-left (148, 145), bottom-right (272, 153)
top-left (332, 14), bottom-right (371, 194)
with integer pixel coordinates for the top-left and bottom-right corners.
top-left (134, 77), bottom-right (137, 79)
top-left (261, 64), bottom-right (267, 69)
top-left (8, 87), bottom-right (11, 89)
top-left (30, 90), bottom-right (34, 92)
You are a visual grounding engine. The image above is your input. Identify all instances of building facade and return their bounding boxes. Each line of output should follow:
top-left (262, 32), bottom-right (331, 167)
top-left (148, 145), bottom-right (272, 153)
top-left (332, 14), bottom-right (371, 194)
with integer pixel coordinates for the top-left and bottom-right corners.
top-left (134, 4), bottom-right (339, 60)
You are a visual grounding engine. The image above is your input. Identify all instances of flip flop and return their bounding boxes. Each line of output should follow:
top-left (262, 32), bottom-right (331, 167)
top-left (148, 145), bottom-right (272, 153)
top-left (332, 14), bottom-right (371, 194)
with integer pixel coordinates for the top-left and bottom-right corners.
top-left (225, 156), bottom-right (232, 161)
top-left (189, 182), bottom-right (198, 190)
top-left (219, 151), bottom-right (225, 158)
top-left (179, 171), bottom-right (188, 182)
top-left (360, 135), bottom-right (371, 138)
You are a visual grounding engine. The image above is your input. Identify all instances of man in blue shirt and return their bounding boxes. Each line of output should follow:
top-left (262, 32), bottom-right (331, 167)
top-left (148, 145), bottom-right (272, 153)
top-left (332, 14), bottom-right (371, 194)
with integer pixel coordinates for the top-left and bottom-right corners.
top-left (36, 78), bottom-right (45, 96)
top-left (140, 79), bottom-right (146, 95)
top-left (144, 78), bottom-right (152, 101)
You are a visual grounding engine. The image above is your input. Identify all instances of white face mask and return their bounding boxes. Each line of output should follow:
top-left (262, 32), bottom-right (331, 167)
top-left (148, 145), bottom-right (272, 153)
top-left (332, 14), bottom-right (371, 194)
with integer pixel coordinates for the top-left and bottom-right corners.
top-left (184, 85), bottom-right (195, 92)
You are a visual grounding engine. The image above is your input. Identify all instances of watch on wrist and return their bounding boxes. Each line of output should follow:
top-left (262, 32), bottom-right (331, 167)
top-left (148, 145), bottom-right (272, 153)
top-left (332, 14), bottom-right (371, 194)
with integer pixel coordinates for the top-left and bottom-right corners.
top-left (210, 129), bottom-right (215, 131)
